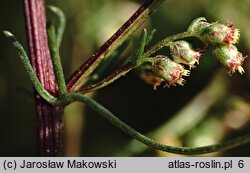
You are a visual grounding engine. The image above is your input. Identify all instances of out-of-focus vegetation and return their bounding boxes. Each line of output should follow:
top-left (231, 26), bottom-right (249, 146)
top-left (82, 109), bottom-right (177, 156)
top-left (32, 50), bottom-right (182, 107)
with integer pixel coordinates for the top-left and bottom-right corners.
top-left (0, 0), bottom-right (250, 156)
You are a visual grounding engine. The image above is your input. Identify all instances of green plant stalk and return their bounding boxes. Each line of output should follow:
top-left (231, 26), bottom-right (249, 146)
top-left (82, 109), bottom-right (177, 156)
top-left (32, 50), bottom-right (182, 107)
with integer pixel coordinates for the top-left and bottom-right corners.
top-left (3, 37), bottom-right (250, 154)
top-left (144, 31), bottom-right (196, 57)
top-left (48, 5), bottom-right (65, 48)
top-left (64, 93), bottom-right (250, 155)
top-left (112, 71), bottom-right (229, 156)
top-left (47, 25), bottom-right (67, 98)
top-left (3, 31), bottom-right (60, 104)
top-left (6, 12), bottom-right (250, 155)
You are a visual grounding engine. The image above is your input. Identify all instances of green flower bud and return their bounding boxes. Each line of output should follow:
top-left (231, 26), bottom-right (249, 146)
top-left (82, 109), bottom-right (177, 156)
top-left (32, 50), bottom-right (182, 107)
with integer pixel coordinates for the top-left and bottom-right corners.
top-left (200, 22), bottom-right (240, 45)
top-left (138, 56), bottom-right (190, 89)
top-left (152, 56), bottom-right (190, 87)
top-left (169, 41), bottom-right (201, 69)
top-left (214, 44), bottom-right (245, 74)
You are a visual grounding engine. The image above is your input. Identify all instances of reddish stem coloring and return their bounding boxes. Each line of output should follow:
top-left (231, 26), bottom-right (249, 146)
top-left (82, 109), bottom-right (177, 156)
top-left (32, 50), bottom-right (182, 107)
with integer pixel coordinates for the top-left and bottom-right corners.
top-left (75, 62), bottom-right (134, 93)
top-left (23, 0), bottom-right (63, 156)
top-left (66, 0), bottom-right (162, 91)
top-left (22, 0), bottom-right (163, 156)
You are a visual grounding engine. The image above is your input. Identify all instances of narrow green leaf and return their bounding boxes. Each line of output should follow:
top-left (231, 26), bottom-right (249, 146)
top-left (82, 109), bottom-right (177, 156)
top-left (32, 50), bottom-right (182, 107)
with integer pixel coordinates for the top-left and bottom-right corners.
top-left (47, 5), bottom-right (66, 48)
top-left (135, 28), bottom-right (148, 61)
top-left (3, 30), bottom-right (59, 105)
top-left (146, 29), bottom-right (156, 46)
top-left (47, 24), bottom-right (67, 97)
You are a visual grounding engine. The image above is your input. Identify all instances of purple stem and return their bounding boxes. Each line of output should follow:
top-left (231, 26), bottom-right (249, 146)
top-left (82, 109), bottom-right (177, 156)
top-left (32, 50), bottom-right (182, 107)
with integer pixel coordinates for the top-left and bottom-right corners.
top-left (75, 62), bottom-right (134, 93)
top-left (66, 0), bottom-right (164, 91)
top-left (23, 0), bottom-right (63, 156)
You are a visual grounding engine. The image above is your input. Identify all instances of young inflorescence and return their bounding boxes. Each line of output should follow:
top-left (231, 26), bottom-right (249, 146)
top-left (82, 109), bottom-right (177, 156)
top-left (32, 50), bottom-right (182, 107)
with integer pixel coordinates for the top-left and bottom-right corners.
top-left (138, 17), bottom-right (246, 89)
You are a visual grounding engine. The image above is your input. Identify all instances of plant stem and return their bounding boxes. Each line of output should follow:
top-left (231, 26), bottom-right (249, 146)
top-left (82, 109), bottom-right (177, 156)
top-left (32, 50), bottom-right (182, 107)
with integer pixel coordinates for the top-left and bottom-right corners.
top-left (47, 24), bottom-right (67, 98)
top-left (64, 93), bottom-right (250, 155)
top-left (112, 71), bottom-right (229, 156)
top-left (48, 5), bottom-right (66, 48)
top-left (24, 0), bottom-right (64, 156)
top-left (66, 0), bottom-right (165, 92)
top-left (3, 31), bottom-right (59, 105)
top-left (75, 63), bottom-right (135, 93)
top-left (144, 31), bottom-right (196, 56)
top-left (75, 31), bottom-right (195, 93)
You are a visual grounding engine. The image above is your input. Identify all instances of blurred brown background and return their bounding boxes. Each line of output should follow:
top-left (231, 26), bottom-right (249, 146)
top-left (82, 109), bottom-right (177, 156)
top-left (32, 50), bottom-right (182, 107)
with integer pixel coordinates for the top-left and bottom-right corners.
top-left (0, 0), bottom-right (250, 156)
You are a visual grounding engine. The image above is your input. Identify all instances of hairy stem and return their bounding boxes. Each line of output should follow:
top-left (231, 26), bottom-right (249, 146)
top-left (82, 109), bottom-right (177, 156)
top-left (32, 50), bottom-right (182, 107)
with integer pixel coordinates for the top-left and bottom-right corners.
top-left (66, 0), bottom-right (165, 92)
top-left (47, 24), bottom-right (67, 98)
top-left (48, 5), bottom-right (65, 48)
top-left (63, 93), bottom-right (250, 155)
top-left (3, 31), bottom-right (59, 104)
top-left (144, 31), bottom-right (196, 57)
top-left (112, 71), bottom-right (229, 156)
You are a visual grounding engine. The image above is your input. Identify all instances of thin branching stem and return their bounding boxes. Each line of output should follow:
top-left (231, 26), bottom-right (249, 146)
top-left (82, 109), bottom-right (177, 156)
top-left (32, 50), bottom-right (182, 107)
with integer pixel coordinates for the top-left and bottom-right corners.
top-left (75, 31), bottom-right (195, 93)
top-left (75, 63), bottom-right (135, 93)
top-left (6, 0), bottom-right (249, 155)
top-left (3, 31), bottom-right (60, 104)
top-left (63, 93), bottom-right (250, 155)
top-left (66, 0), bottom-right (166, 92)
top-left (144, 31), bottom-right (196, 57)
top-left (5, 31), bottom-right (250, 154)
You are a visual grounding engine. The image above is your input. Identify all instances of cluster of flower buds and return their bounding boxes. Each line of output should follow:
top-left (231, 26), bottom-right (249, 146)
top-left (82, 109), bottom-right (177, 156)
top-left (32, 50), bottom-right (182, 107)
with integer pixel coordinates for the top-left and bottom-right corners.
top-left (189, 17), bottom-right (245, 74)
top-left (139, 39), bottom-right (201, 88)
top-left (138, 17), bottom-right (246, 89)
